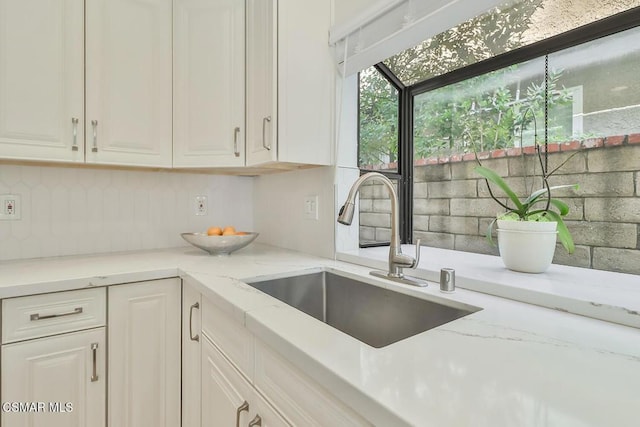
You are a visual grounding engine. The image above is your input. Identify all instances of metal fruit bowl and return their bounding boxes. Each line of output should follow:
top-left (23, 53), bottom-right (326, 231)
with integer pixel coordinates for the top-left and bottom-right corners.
top-left (181, 232), bottom-right (259, 256)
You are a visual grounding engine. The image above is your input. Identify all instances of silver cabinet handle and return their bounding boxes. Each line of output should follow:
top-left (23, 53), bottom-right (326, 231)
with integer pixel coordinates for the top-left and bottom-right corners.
top-left (30, 307), bottom-right (83, 321)
top-left (91, 120), bottom-right (98, 152)
top-left (189, 302), bottom-right (199, 342)
top-left (262, 116), bottom-right (271, 150)
top-left (248, 414), bottom-right (262, 427)
top-left (71, 118), bottom-right (79, 151)
top-left (91, 343), bottom-right (99, 382)
top-left (236, 401), bottom-right (249, 427)
top-left (233, 127), bottom-right (241, 157)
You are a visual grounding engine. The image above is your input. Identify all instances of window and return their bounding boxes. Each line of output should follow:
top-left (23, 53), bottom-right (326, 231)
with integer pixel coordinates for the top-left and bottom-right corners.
top-left (357, 1), bottom-right (640, 274)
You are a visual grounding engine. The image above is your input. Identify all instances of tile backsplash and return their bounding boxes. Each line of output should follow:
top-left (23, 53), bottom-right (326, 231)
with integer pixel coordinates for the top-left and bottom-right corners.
top-left (0, 164), bottom-right (253, 261)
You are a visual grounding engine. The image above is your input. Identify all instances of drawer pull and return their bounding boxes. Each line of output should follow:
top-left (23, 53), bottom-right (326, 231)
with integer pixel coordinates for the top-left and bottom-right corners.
top-left (189, 302), bottom-right (200, 342)
top-left (91, 342), bottom-right (99, 382)
top-left (30, 307), bottom-right (83, 321)
top-left (248, 414), bottom-right (262, 427)
top-left (236, 401), bottom-right (249, 427)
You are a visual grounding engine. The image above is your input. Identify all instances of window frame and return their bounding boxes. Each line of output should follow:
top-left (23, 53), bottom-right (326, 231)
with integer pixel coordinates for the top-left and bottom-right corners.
top-left (358, 63), bottom-right (412, 247)
top-left (357, 6), bottom-right (640, 247)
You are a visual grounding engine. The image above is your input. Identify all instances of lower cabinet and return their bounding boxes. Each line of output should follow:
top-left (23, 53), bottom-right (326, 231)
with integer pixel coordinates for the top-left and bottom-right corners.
top-left (0, 288), bottom-right (107, 427)
top-left (108, 278), bottom-right (181, 427)
top-left (182, 278), bottom-right (371, 427)
top-left (202, 335), bottom-right (289, 426)
top-left (1, 328), bottom-right (106, 427)
top-left (0, 278), bottom-right (181, 427)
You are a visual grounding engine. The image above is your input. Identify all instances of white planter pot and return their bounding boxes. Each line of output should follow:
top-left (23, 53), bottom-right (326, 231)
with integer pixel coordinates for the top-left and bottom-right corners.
top-left (496, 220), bottom-right (558, 273)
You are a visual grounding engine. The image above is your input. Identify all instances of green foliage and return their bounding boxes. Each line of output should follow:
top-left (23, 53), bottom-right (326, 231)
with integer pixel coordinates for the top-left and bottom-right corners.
top-left (358, 67), bottom-right (399, 167)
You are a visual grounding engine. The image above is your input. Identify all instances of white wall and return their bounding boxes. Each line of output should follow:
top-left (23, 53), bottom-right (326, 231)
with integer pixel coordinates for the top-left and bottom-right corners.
top-left (253, 167), bottom-right (335, 259)
top-left (0, 164), bottom-right (253, 261)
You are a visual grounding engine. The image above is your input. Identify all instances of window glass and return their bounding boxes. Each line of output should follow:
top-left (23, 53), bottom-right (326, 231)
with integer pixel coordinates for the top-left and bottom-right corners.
top-left (358, 177), bottom-right (398, 246)
top-left (358, 66), bottom-right (399, 172)
top-left (413, 57), bottom-right (547, 160)
top-left (548, 25), bottom-right (640, 139)
top-left (385, 0), bottom-right (640, 86)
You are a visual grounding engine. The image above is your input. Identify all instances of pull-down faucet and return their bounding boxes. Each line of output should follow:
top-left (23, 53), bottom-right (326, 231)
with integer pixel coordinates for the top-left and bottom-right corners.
top-left (338, 172), bottom-right (426, 287)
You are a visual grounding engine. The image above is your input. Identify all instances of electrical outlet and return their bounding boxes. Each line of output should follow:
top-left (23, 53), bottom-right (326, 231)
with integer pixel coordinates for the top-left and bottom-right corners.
top-left (195, 196), bottom-right (207, 216)
top-left (0, 194), bottom-right (21, 220)
top-left (303, 195), bottom-right (319, 220)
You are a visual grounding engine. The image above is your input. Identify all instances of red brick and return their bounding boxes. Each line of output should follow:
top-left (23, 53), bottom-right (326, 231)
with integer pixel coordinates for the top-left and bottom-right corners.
top-left (561, 140), bottom-right (582, 151)
top-left (523, 145), bottom-right (537, 154)
top-left (628, 133), bottom-right (640, 144)
top-left (462, 152), bottom-right (477, 162)
top-left (450, 154), bottom-right (463, 163)
top-left (386, 162), bottom-right (398, 169)
top-left (506, 147), bottom-right (522, 157)
top-left (581, 138), bottom-right (604, 149)
top-left (414, 158), bottom-right (428, 166)
top-left (491, 149), bottom-right (506, 158)
top-left (476, 151), bottom-right (491, 160)
top-left (545, 143), bottom-right (560, 153)
top-left (438, 156), bottom-right (450, 164)
top-left (426, 157), bottom-right (439, 165)
top-left (604, 135), bottom-right (626, 147)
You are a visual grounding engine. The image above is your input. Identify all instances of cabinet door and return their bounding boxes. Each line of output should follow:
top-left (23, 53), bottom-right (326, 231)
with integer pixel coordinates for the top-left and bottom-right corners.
top-left (182, 282), bottom-right (201, 427)
top-left (174, 0), bottom-right (245, 167)
top-left (201, 335), bottom-right (253, 426)
top-left (1, 328), bottom-right (106, 427)
top-left (108, 278), bottom-right (180, 427)
top-left (85, 0), bottom-right (172, 167)
top-left (0, 0), bottom-right (84, 162)
top-left (246, 0), bottom-right (278, 166)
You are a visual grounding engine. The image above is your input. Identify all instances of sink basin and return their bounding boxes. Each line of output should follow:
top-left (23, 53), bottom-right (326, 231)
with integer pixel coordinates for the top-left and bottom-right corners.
top-left (245, 270), bottom-right (481, 348)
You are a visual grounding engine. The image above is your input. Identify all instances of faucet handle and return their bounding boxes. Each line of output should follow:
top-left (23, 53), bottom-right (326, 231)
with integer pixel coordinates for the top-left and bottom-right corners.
top-left (411, 239), bottom-right (421, 269)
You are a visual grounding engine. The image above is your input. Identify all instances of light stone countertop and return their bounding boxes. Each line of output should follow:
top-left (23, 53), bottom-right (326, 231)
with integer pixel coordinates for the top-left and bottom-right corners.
top-left (1, 243), bottom-right (639, 426)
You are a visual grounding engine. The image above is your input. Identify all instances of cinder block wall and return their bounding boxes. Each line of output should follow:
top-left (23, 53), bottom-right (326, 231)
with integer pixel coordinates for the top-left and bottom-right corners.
top-left (360, 136), bottom-right (640, 275)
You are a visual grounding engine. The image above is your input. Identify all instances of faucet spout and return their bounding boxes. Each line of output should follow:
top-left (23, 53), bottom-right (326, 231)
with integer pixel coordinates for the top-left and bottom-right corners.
top-left (338, 172), bottom-right (425, 286)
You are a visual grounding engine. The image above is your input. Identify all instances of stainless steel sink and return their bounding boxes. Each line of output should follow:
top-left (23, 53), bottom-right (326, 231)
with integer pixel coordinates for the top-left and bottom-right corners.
top-left (245, 270), bottom-right (481, 348)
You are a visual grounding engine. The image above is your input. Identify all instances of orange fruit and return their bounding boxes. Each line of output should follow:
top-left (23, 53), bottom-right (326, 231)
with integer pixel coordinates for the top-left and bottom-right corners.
top-left (235, 231), bottom-right (247, 236)
top-left (222, 226), bottom-right (236, 234)
top-left (207, 226), bottom-right (222, 236)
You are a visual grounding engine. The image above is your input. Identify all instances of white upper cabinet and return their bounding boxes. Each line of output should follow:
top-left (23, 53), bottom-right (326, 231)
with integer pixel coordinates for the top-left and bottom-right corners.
top-left (174, 0), bottom-right (245, 167)
top-left (246, 0), bottom-right (334, 167)
top-left (86, 0), bottom-right (173, 167)
top-left (0, 0), bottom-right (84, 162)
top-left (246, 0), bottom-right (278, 166)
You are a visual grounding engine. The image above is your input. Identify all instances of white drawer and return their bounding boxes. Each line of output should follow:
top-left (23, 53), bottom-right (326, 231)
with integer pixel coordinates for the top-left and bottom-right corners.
top-left (254, 340), bottom-right (372, 427)
top-left (2, 288), bottom-right (106, 344)
top-left (201, 296), bottom-right (254, 380)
